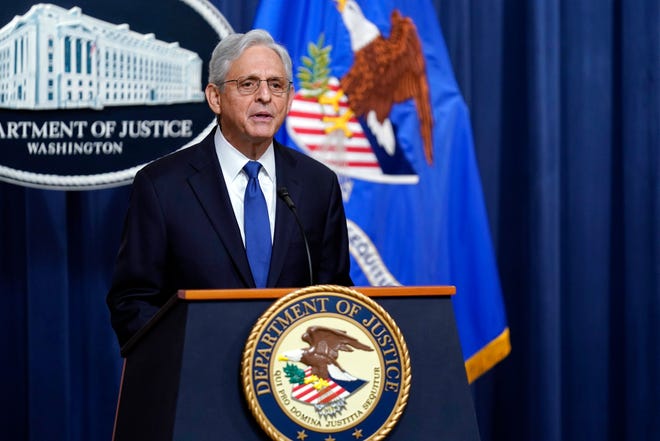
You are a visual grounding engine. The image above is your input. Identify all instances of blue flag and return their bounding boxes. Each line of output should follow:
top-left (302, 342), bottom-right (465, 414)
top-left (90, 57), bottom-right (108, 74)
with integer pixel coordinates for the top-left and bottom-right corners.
top-left (253, 0), bottom-right (509, 381)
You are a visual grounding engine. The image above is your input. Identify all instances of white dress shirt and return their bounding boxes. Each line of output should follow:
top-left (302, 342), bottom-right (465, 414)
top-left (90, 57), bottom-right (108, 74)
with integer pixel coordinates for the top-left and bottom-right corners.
top-left (213, 128), bottom-right (276, 245)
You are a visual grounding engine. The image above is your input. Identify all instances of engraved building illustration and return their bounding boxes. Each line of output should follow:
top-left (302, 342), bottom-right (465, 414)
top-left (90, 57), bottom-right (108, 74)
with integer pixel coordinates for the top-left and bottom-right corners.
top-left (0, 3), bottom-right (204, 110)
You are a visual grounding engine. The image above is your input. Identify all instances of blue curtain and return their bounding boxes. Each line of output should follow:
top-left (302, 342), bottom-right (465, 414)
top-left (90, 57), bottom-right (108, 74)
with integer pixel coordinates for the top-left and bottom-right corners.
top-left (436, 1), bottom-right (658, 440)
top-left (0, 1), bottom-right (657, 440)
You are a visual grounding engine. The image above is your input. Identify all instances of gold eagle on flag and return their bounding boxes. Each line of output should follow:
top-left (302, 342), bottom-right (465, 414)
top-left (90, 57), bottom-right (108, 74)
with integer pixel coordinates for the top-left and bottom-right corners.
top-left (332, 0), bottom-right (434, 164)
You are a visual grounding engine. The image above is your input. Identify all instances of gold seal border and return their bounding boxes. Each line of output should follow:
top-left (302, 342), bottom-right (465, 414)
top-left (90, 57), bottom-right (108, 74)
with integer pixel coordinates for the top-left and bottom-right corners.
top-left (241, 285), bottom-right (412, 441)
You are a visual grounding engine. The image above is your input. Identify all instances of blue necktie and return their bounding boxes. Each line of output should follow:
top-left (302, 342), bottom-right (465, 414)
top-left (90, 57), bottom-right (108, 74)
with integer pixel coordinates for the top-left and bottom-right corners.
top-left (243, 161), bottom-right (271, 287)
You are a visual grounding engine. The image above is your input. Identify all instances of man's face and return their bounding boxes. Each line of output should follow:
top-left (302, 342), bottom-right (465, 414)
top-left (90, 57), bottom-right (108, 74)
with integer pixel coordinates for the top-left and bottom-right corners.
top-left (208, 45), bottom-right (293, 154)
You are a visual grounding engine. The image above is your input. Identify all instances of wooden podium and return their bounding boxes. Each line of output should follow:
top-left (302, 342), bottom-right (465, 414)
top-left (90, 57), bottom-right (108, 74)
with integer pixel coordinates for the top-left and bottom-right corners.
top-left (112, 286), bottom-right (480, 440)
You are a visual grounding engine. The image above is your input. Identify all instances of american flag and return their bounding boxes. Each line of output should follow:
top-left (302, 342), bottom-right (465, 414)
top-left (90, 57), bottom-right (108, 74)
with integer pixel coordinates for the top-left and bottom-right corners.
top-left (286, 79), bottom-right (382, 174)
top-left (291, 367), bottom-right (350, 405)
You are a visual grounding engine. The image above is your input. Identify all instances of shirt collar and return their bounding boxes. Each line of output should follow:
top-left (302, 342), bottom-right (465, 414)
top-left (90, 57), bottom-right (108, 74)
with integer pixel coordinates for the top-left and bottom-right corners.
top-left (214, 127), bottom-right (276, 183)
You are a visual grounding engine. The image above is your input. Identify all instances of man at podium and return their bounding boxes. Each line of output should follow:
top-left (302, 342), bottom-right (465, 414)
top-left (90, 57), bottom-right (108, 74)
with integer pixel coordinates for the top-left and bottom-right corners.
top-left (106, 29), bottom-right (352, 347)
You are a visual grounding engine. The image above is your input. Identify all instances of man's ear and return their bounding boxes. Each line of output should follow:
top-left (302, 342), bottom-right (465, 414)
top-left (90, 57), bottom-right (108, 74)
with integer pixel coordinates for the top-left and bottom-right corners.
top-left (205, 84), bottom-right (221, 115)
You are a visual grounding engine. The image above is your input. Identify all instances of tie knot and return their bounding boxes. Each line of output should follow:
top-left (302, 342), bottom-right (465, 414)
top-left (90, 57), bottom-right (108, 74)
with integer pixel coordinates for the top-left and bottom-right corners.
top-left (244, 161), bottom-right (262, 179)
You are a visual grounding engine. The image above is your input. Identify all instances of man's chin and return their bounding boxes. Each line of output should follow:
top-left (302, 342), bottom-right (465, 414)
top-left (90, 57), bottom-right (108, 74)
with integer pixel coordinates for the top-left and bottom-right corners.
top-left (246, 127), bottom-right (278, 141)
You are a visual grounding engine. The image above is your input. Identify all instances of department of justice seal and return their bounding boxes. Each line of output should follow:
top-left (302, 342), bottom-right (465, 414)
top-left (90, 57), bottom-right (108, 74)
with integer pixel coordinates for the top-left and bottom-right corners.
top-left (242, 285), bottom-right (411, 441)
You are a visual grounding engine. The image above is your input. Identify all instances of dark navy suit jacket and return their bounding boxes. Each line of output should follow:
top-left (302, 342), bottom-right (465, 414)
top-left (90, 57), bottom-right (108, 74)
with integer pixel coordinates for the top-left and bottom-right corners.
top-left (107, 128), bottom-right (352, 346)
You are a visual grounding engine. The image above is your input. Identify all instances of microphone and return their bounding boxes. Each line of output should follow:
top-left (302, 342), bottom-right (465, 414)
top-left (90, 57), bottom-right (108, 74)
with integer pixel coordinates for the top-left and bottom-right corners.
top-left (277, 187), bottom-right (313, 286)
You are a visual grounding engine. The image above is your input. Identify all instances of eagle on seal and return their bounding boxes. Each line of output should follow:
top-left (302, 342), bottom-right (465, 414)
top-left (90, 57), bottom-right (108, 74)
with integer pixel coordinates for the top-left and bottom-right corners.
top-left (279, 325), bottom-right (373, 381)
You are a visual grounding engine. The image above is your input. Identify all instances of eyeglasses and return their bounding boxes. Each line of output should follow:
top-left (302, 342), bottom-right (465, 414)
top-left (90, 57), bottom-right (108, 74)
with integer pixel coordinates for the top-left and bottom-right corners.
top-left (222, 76), bottom-right (292, 96)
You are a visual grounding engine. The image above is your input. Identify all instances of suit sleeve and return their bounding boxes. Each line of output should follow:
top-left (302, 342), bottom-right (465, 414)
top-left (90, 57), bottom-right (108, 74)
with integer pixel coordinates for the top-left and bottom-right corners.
top-left (106, 169), bottom-right (170, 347)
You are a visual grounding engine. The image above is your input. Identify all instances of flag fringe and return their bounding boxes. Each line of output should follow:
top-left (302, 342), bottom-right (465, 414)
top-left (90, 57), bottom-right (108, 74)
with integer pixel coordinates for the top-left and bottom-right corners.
top-left (465, 327), bottom-right (511, 383)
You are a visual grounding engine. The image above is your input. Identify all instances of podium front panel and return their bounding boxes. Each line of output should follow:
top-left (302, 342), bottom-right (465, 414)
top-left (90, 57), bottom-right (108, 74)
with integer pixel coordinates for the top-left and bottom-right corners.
top-left (114, 291), bottom-right (480, 441)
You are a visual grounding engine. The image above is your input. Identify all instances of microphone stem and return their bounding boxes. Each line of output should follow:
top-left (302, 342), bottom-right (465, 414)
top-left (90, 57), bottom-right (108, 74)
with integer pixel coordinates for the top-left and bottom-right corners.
top-left (278, 188), bottom-right (314, 286)
top-left (291, 205), bottom-right (314, 286)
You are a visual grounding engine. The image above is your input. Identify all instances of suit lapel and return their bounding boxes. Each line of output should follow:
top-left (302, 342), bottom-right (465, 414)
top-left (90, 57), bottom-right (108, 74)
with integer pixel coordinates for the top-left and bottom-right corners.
top-left (268, 142), bottom-right (304, 286)
top-left (187, 130), bottom-right (254, 287)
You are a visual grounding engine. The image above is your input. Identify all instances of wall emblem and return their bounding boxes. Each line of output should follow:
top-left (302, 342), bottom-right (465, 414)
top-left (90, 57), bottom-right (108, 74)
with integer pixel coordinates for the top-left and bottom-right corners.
top-left (0, 1), bottom-right (231, 189)
top-left (242, 285), bottom-right (411, 440)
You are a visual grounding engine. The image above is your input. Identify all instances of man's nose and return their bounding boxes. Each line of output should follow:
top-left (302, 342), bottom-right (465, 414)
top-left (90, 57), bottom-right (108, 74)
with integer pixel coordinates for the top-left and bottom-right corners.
top-left (255, 80), bottom-right (272, 100)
